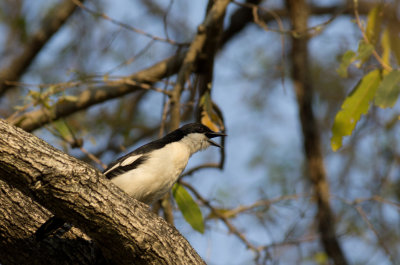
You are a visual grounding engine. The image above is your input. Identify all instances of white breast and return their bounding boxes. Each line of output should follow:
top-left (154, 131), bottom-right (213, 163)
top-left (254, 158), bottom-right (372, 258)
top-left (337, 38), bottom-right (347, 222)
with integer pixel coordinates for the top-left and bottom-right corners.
top-left (110, 142), bottom-right (191, 204)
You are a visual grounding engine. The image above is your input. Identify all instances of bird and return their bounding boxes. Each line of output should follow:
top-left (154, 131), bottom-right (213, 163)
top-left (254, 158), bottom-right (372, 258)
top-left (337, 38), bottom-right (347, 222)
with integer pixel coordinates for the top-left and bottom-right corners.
top-left (35, 122), bottom-right (226, 240)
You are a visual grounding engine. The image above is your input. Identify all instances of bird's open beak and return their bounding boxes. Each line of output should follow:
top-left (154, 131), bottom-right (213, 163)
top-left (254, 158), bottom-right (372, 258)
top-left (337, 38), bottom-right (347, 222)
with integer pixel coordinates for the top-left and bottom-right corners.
top-left (206, 132), bottom-right (226, 148)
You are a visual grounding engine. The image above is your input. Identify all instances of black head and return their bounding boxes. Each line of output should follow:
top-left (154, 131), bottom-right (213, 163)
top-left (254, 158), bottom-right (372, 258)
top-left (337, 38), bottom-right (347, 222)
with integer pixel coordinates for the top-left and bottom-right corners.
top-left (179, 123), bottom-right (224, 137)
top-left (179, 123), bottom-right (226, 147)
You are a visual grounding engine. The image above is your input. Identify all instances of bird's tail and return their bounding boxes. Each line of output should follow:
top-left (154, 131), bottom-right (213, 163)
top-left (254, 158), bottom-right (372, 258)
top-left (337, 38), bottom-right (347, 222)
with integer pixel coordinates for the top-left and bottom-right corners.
top-left (35, 216), bottom-right (70, 240)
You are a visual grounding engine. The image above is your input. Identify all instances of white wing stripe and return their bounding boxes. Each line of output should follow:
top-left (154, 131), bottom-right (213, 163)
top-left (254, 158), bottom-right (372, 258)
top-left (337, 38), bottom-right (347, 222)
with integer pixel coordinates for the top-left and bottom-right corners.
top-left (103, 163), bottom-right (121, 175)
top-left (120, 155), bottom-right (141, 166)
top-left (103, 154), bottom-right (142, 176)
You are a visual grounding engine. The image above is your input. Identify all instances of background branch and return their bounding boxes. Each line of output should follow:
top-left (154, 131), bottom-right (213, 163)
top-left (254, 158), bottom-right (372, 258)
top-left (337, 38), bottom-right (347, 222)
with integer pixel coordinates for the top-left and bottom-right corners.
top-left (285, 0), bottom-right (349, 264)
top-left (9, 53), bottom-right (185, 132)
top-left (0, 0), bottom-right (80, 95)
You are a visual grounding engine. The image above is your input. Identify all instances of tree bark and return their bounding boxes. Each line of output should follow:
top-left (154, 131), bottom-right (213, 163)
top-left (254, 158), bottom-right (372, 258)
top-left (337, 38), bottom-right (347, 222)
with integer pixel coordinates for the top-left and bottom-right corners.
top-left (0, 119), bottom-right (205, 265)
top-left (0, 179), bottom-right (109, 265)
top-left (285, 0), bottom-right (349, 265)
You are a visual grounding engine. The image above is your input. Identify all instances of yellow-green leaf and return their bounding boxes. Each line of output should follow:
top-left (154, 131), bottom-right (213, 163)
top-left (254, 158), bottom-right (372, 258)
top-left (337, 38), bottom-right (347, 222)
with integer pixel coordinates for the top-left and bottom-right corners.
top-left (172, 183), bottom-right (204, 233)
top-left (331, 70), bottom-right (381, 151)
top-left (53, 120), bottom-right (73, 142)
top-left (388, 23), bottom-right (400, 65)
top-left (374, 70), bottom-right (400, 108)
top-left (313, 252), bottom-right (329, 265)
top-left (355, 41), bottom-right (374, 67)
top-left (337, 50), bottom-right (356, 78)
top-left (381, 28), bottom-right (391, 73)
top-left (366, 5), bottom-right (383, 46)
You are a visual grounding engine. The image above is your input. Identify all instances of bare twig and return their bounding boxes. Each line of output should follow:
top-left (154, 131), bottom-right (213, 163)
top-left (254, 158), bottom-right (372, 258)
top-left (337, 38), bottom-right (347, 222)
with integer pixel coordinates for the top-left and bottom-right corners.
top-left (181, 163), bottom-right (221, 178)
top-left (9, 53), bottom-right (185, 132)
top-left (71, 0), bottom-right (184, 46)
top-left (355, 205), bottom-right (394, 263)
top-left (179, 180), bottom-right (261, 256)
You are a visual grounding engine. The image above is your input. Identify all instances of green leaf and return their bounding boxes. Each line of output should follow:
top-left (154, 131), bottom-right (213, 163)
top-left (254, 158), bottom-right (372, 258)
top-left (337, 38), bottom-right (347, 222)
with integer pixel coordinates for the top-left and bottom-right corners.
top-left (53, 120), bottom-right (73, 142)
top-left (355, 41), bottom-right (374, 67)
top-left (374, 70), bottom-right (400, 108)
top-left (337, 50), bottom-right (356, 78)
top-left (331, 70), bottom-right (381, 151)
top-left (366, 5), bottom-right (383, 46)
top-left (381, 28), bottom-right (391, 73)
top-left (313, 252), bottom-right (329, 265)
top-left (172, 183), bottom-right (204, 233)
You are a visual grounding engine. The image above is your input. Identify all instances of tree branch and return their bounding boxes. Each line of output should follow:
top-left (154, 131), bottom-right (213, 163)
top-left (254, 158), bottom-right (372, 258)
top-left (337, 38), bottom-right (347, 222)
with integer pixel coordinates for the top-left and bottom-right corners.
top-left (9, 53), bottom-right (185, 132)
top-left (0, 179), bottom-right (109, 265)
top-left (0, 0), bottom-right (80, 96)
top-left (0, 119), bottom-right (205, 265)
top-left (7, 1), bottom-right (379, 133)
top-left (222, 1), bottom-right (381, 46)
top-left (169, 0), bottom-right (231, 129)
top-left (285, 0), bottom-right (349, 264)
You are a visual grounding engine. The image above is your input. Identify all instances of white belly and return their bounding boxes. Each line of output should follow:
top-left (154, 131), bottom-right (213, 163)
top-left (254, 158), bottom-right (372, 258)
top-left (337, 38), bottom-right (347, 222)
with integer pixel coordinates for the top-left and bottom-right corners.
top-left (111, 142), bottom-right (190, 204)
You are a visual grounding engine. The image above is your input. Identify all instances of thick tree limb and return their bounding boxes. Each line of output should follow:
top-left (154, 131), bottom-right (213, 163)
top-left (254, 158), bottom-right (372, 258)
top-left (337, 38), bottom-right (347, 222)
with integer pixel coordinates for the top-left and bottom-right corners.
top-left (285, 1), bottom-right (349, 265)
top-left (0, 180), bottom-right (109, 265)
top-left (0, 0), bottom-right (80, 96)
top-left (0, 119), bottom-right (205, 265)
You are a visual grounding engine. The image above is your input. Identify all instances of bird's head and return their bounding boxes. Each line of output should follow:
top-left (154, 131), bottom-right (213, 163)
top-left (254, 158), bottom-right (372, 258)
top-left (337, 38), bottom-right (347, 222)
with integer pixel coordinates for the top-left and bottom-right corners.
top-left (178, 123), bottom-right (226, 153)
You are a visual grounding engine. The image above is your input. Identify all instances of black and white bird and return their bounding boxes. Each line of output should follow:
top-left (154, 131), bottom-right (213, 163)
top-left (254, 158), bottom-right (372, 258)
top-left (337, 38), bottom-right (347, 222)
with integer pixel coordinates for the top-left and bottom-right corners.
top-left (35, 123), bottom-right (226, 239)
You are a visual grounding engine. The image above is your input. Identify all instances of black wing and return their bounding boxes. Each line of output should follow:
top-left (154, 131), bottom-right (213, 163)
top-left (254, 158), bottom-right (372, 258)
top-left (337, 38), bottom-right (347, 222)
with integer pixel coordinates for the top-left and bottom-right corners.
top-left (103, 155), bottom-right (148, 179)
top-left (102, 127), bottom-right (185, 179)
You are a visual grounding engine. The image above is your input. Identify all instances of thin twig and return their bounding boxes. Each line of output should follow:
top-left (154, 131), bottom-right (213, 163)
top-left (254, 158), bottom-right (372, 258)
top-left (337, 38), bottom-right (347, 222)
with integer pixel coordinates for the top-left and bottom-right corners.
top-left (105, 40), bottom-right (156, 75)
top-left (233, 1), bottom-right (344, 37)
top-left (353, 0), bottom-right (392, 71)
top-left (179, 180), bottom-right (261, 256)
top-left (181, 163), bottom-right (221, 178)
top-left (71, 0), bottom-right (185, 46)
top-left (355, 205), bottom-right (394, 263)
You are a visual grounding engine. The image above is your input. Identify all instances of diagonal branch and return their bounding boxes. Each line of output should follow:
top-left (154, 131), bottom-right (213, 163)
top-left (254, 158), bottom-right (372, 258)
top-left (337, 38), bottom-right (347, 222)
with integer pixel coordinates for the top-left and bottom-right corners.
top-left (0, 0), bottom-right (80, 96)
top-left (9, 53), bottom-right (185, 132)
top-left (0, 179), bottom-right (108, 265)
top-left (0, 119), bottom-right (205, 265)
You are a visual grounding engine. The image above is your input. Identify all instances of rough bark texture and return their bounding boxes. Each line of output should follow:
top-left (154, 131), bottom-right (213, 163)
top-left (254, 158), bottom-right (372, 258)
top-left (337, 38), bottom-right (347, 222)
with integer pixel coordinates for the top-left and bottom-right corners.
top-left (0, 179), bottom-right (109, 265)
top-left (0, 119), bottom-right (205, 265)
top-left (285, 1), bottom-right (349, 265)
